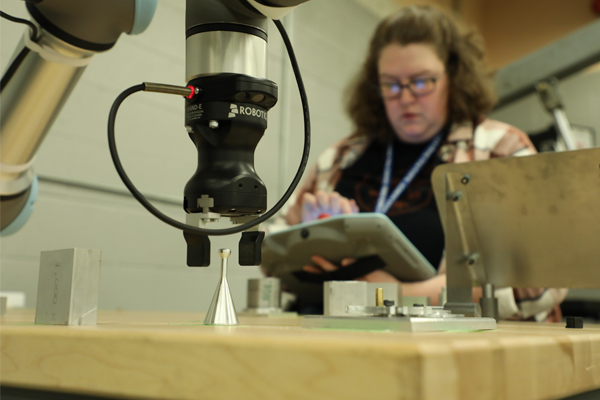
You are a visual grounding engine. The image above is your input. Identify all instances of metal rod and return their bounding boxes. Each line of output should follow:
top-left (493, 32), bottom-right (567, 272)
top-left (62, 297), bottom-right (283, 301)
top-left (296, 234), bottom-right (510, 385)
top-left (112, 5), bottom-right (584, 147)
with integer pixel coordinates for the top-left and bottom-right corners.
top-left (480, 284), bottom-right (498, 321)
top-left (552, 108), bottom-right (578, 151)
top-left (483, 283), bottom-right (494, 299)
top-left (375, 288), bottom-right (383, 307)
top-left (220, 248), bottom-right (229, 279)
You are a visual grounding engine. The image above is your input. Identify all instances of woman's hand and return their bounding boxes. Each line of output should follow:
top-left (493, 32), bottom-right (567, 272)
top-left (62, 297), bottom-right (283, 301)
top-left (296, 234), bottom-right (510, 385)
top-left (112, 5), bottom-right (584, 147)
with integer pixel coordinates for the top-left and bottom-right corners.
top-left (301, 190), bottom-right (359, 222)
top-left (302, 255), bottom-right (399, 283)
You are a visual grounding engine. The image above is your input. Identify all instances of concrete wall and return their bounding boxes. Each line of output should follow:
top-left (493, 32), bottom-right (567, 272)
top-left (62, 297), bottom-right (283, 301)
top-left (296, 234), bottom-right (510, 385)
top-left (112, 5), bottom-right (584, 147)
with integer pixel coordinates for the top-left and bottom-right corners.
top-left (0, 0), bottom-right (383, 311)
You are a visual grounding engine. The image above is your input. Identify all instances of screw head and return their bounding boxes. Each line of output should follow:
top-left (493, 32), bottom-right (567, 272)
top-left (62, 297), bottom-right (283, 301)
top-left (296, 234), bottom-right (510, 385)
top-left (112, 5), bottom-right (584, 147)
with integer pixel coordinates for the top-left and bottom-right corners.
top-left (467, 254), bottom-right (479, 265)
top-left (461, 175), bottom-right (471, 185)
top-left (448, 191), bottom-right (463, 202)
top-left (208, 120), bottom-right (219, 129)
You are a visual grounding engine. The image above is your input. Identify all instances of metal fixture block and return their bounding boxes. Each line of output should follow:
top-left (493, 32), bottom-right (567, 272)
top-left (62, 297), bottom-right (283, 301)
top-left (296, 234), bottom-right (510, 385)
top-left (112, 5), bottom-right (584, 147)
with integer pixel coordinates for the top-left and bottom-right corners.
top-left (35, 248), bottom-right (102, 325)
top-left (324, 281), bottom-right (400, 316)
top-left (243, 277), bottom-right (282, 314)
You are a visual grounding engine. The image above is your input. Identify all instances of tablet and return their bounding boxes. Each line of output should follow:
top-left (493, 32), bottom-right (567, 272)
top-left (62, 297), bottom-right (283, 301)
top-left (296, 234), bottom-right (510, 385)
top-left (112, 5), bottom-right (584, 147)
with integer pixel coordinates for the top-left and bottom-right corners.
top-left (261, 213), bottom-right (437, 305)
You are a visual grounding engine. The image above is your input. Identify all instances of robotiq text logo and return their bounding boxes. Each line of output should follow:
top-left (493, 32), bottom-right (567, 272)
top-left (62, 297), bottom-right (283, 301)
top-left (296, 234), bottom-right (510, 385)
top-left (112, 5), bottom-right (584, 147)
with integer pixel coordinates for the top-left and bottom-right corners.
top-left (229, 104), bottom-right (267, 121)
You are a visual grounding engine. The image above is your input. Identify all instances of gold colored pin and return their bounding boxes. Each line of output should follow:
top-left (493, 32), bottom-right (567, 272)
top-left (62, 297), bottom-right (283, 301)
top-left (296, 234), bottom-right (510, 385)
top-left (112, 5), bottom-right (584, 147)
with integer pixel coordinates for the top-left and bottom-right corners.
top-left (375, 288), bottom-right (383, 307)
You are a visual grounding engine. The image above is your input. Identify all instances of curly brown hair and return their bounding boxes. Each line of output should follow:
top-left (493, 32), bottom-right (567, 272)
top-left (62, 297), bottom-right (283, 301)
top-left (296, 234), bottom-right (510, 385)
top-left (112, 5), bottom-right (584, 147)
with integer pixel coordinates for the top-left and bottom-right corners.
top-left (346, 5), bottom-right (496, 142)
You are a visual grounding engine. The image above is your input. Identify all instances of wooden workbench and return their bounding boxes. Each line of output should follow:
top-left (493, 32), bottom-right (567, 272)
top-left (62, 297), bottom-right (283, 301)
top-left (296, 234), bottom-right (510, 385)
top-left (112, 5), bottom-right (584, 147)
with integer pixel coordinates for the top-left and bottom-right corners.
top-left (1, 309), bottom-right (599, 400)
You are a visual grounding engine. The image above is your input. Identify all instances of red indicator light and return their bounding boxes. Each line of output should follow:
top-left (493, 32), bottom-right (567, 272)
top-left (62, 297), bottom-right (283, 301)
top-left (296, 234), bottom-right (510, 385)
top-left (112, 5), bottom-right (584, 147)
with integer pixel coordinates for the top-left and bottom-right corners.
top-left (186, 85), bottom-right (195, 99)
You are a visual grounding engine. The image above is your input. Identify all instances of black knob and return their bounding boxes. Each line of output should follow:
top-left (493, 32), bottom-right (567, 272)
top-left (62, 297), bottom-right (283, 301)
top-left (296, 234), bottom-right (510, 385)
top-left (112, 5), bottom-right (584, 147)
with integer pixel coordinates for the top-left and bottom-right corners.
top-left (566, 316), bottom-right (584, 329)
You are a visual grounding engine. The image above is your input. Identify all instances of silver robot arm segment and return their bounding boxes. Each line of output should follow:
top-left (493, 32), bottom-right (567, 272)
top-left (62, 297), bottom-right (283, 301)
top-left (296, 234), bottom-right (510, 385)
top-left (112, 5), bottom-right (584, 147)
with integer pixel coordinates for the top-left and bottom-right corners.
top-left (0, 0), bottom-right (158, 235)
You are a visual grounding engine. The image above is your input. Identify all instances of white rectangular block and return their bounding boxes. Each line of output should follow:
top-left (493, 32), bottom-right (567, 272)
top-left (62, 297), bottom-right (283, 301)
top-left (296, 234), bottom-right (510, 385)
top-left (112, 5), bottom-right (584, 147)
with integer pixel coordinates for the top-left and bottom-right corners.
top-left (0, 291), bottom-right (26, 309)
top-left (35, 248), bottom-right (102, 325)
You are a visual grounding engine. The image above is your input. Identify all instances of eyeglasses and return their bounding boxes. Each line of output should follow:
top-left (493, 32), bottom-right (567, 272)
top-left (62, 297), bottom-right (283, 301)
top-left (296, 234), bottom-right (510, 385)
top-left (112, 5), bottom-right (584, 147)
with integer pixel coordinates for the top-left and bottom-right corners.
top-left (378, 77), bottom-right (440, 99)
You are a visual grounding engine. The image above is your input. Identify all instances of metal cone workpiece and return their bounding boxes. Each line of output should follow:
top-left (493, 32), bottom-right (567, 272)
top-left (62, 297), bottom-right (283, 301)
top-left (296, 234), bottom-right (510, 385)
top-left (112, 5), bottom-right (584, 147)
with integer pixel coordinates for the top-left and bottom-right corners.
top-left (204, 248), bottom-right (239, 325)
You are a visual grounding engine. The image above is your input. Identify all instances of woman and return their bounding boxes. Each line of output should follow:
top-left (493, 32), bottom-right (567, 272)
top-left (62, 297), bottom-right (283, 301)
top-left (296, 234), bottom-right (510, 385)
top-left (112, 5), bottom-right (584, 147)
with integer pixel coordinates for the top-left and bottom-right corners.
top-left (281, 5), bottom-right (567, 321)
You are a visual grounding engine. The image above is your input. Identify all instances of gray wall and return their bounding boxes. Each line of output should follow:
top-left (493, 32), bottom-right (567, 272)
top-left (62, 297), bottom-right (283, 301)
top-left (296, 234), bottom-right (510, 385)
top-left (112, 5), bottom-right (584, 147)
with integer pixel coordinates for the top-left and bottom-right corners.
top-left (0, 0), bottom-right (383, 311)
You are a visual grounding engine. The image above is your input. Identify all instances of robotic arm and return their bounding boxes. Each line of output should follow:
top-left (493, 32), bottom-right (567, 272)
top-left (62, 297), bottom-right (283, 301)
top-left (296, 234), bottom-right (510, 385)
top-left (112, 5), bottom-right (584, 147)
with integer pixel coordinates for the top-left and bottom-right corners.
top-left (1, 0), bottom-right (311, 268)
top-left (110, 0), bottom-right (311, 267)
top-left (180, 0), bottom-right (310, 266)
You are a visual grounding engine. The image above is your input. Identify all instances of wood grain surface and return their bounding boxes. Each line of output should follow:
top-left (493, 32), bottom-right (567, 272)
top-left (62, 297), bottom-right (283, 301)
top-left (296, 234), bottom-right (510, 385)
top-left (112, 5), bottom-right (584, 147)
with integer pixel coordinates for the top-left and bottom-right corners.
top-left (1, 310), bottom-right (599, 400)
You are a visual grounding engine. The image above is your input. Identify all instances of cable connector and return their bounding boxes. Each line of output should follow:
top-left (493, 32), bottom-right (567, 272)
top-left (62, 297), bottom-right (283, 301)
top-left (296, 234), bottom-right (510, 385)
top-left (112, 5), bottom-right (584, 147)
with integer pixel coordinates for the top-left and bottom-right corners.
top-left (143, 82), bottom-right (192, 97)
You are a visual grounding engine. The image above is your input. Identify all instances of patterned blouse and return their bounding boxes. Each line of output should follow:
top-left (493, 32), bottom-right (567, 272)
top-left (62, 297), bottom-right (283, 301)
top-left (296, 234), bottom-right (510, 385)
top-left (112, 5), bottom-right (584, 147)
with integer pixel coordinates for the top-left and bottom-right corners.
top-left (276, 117), bottom-right (568, 322)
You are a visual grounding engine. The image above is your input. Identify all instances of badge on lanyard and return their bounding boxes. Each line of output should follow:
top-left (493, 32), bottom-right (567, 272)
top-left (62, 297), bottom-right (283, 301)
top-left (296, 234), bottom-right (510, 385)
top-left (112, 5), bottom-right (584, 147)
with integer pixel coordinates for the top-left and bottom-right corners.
top-left (374, 133), bottom-right (443, 215)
